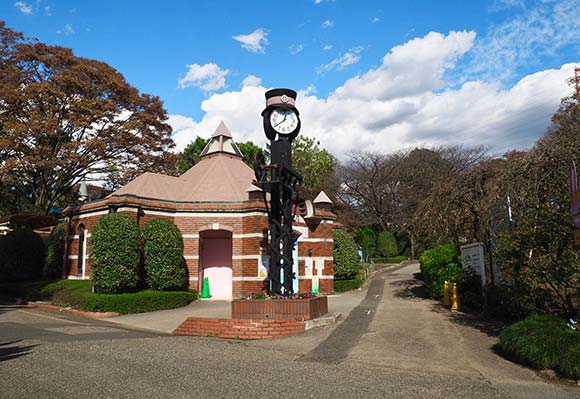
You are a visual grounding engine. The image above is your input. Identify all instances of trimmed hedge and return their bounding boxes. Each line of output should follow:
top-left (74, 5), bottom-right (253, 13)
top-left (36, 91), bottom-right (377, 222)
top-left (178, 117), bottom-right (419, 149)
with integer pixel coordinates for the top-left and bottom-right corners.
top-left (44, 223), bottom-right (65, 279)
top-left (419, 243), bottom-right (462, 298)
top-left (90, 213), bottom-right (141, 294)
top-left (498, 315), bottom-right (580, 380)
top-left (3, 279), bottom-right (197, 314)
top-left (80, 290), bottom-right (197, 314)
top-left (142, 218), bottom-right (187, 291)
top-left (373, 255), bottom-right (409, 264)
top-left (0, 228), bottom-right (46, 283)
top-left (333, 229), bottom-right (360, 280)
top-left (334, 278), bottom-right (362, 292)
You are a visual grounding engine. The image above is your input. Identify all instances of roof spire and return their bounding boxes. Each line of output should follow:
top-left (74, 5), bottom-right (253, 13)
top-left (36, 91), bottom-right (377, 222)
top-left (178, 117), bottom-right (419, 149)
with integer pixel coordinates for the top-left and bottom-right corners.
top-left (200, 121), bottom-right (242, 158)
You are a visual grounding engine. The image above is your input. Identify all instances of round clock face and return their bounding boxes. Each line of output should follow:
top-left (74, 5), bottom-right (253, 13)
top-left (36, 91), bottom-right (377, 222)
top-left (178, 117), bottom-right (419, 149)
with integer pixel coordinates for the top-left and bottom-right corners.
top-left (269, 108), bottom-right (298, 135)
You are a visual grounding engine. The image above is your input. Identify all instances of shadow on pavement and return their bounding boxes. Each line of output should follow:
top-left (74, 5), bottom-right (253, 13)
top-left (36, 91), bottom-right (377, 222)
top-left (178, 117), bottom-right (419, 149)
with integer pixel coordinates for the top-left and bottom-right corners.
top-left (390, 275), bottom-right (429, 301)
top-left (0, 340), bottom-right (37, 362)
top-left (444, 310), bottom-right (505, 337)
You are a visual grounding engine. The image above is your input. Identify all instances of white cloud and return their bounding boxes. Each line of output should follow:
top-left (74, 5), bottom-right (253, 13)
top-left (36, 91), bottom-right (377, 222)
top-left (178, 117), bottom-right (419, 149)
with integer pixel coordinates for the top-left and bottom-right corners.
top-left (233, 28), bottom-right (269, 54)
top-left (316, 46), bottom-right (364, 74)
top-left (466, 0), bottom-right (580, 82)
top-left (178, 63), bottom-right (230, 92)
top-left (323, 45), bottom-right (333, 51)
top-left (14, 1), bottom-right (32, 14)
top-left (56, 24), bottom-right (75, 35)
top-left (169, 30), bottom-right (576, 162)
top-left (371, 17), bottom-right (380, 23)
top-left (44, 5), bottom-right (51, 16)
top-left (335, 31), bottom-right (475, 100)
top-left (289, 44), bottom-right (304, 55)
top-left (321, 20), bottom-right (334, 29)
top-left (242, 75), bottom-right (262, 87)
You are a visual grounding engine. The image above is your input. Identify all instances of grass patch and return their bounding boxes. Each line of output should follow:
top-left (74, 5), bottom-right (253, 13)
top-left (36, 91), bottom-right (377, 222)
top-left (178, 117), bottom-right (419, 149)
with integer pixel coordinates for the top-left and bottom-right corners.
top-left (498, 314), bottom-right (580, 380)
top-left (372, 255), bottom-right (409, 263)
top-left (334, 278), bottom-right (362, 292)
top-left (0, 279), bottom-right (197, 314)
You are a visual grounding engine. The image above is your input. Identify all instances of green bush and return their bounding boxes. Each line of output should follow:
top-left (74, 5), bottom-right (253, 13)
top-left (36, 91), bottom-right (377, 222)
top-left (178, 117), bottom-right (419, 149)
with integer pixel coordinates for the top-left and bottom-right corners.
top-left (142, 218), bottom-right (187, 291)
top-left (498, 315), bottom-right (580, 380)
top-left (80, 290), bottom-right (197, 314)
top-left (0, 228), bottom-right (46, 283)
top-left (373, 255), bottom-right (409, 263)
top-left (334, 278), bottom-right (362, 292)
top-left (333, 229), bottom-right (360, 280)
top-left (354, 226), bottom-right (376, 261)
top-left (376, 231), bottom-right (398, 258)
top-left (419, 242), bottom-right (462, 298)
top-left (90, 213), bottom-right (141, 294)
top-left (4, 279), bottom-right (197, 314)
top-left (44, 223), bottom-right (65, 279)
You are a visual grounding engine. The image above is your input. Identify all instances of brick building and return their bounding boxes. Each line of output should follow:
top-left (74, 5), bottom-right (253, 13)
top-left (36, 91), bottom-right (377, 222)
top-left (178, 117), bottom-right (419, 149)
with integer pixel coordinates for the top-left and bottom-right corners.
top-left (62, 122), bottom-right (335, 299)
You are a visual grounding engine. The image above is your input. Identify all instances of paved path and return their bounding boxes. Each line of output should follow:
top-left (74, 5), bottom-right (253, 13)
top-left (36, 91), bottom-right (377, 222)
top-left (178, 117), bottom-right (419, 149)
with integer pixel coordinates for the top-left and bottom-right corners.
top-left (1, 262), bottom-right (579, 398)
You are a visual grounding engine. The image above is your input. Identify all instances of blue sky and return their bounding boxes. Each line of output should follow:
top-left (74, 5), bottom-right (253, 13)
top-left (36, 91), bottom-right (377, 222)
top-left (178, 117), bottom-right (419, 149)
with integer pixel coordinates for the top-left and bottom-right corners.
top-left (2, 0), bottom-right (580, 158)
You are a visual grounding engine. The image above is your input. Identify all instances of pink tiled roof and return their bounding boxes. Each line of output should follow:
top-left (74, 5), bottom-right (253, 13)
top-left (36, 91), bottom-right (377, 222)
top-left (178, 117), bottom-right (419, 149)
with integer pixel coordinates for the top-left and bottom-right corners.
top-left (109, 122), bottom-right (255, 203)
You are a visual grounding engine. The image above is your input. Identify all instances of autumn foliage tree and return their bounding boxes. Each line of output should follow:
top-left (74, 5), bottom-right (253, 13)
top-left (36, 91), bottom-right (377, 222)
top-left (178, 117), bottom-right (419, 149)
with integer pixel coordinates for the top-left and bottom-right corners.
top-left (0, 22), bottom-right (174, 214)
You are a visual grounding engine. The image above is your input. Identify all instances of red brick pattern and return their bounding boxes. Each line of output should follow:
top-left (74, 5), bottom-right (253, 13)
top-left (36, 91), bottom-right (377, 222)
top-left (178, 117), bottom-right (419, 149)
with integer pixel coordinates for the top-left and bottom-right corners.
top-left (231, 296), bottom-right (328, 321)
top-left (173, 317), bottom-right (305, 340)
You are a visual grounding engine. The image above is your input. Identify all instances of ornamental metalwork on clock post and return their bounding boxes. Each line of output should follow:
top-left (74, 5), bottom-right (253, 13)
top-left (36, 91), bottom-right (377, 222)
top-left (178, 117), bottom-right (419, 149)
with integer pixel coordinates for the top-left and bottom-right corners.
top-left (253, 88), bottom-right (303, 297)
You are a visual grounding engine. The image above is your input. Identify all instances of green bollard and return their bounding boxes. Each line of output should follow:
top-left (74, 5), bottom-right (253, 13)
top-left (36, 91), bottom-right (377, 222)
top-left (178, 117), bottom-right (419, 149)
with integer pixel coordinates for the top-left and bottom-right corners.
top-left (201, 277), bottom-right (211, 299)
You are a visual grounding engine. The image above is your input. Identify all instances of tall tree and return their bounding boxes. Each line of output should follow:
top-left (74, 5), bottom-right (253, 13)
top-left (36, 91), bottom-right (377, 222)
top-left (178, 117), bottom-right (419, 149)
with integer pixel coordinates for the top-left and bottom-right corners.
top-left (0, 23), bottom-right (174, 214)
top-left (292, 136), bottom-right (339, 199)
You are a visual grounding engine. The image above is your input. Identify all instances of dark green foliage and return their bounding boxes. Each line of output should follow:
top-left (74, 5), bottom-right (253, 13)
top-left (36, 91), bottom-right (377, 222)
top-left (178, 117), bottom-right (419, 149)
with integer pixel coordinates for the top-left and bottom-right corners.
top-left (44, 223), bottom-right (65, 279)
top-left (459, 270), bottom-right (484, 311)
top-left (373, 255), bottom-right (409, 263)
top-left (177, 137), bottom-right (208, 174)
top-left (141, 218), bottom-right (187, 291)
top-left (80, 290), bottom-right (197, 314)
top-left (498, 315), bottom-right (580, 380)
top-left (1, 279), bottom-right (197, 314)
top-left (0, 228), bottom-right (46, 282)
top-left (354, 226), bottom-right (376, 261)
top-left (238, 141), bottom-right (262, 167)
top-left (376, 231), bottom-right (398, 258)
top-left (419, 243), bottom-right (462, 298)
top-left (90, 213), bottom-right (140, 294)
top-left (333, 229), bottom-right (360, 280)
top-left (334, 278), bottom-right (362, 292)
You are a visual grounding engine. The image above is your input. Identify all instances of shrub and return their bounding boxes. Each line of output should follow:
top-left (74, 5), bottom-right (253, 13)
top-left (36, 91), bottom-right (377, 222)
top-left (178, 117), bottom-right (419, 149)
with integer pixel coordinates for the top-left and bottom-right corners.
top-left (373, 255), bottom-right (409, 264)
top-left (44, 223), bottom-right (65, 279)
top-left (0, 228), bottom-right (46, 283)
top-left (419, 242), bottom-right (462, 298)
top-left (80, 290), bottom-right (197, 314)
top-left (498, 314), bottom-right (580, 380)
top-left (334, 278), bottom-right (362, 292)
top-left (141, 218), bottom-right (187, 291)
top-left (90, 213), bottom-right (141, 294)
top-left (333, 229), bottom-right (360, 280)
top-left (376, 231), bottom-right (398, 258)
top-left (354, 226), bottom-right (376, 261)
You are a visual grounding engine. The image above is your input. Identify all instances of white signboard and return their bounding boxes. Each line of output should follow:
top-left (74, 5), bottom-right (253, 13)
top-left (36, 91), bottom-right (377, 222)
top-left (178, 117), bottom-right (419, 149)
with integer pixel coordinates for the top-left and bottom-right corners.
top-left (304, 257), bottom-right (313, 277)
top-left (460, 242), bottom-right (486, 287)
top-left (315, 258), bottom-right (325, 276)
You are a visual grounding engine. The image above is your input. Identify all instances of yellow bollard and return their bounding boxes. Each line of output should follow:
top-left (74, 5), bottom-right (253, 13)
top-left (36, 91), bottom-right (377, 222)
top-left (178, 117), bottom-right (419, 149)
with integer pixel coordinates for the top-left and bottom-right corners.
top-left (451, 282), bottom-right (461, 312)
top-left (443, 280), bottom-right (451, 307)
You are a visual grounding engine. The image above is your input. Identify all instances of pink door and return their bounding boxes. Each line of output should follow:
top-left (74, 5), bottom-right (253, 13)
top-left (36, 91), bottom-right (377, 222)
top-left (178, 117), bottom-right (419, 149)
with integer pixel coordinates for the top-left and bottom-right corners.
top-left (200, 231), bottom-right (233, 300)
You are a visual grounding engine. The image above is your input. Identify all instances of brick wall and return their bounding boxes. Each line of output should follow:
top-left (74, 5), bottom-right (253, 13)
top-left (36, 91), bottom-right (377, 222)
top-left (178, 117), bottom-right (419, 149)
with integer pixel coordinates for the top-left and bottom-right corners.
top-left (173, 317), bottom-right (305, 340)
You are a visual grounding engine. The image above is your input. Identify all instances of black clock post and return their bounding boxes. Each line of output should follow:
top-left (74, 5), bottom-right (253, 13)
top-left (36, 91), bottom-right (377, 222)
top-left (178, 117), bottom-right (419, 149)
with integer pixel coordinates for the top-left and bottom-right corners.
top-left (254, 88), bottom-right (303, 296)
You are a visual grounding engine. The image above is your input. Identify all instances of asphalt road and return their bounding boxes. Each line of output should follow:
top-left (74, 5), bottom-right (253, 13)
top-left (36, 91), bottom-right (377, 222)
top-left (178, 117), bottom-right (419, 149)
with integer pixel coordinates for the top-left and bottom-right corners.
top-left (1, 264), bottom-right (579, 399)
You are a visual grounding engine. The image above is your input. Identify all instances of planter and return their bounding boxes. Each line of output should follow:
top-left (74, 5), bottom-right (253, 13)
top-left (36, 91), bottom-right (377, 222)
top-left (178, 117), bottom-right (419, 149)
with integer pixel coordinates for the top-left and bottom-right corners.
top-left (231, 295), bottom-right (328, 321)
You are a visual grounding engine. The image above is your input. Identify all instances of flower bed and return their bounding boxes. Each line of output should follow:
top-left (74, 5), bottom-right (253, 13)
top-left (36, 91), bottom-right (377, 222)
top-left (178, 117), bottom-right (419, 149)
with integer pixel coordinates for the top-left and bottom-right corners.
top-left (231, 295), bottom-right (328, 321)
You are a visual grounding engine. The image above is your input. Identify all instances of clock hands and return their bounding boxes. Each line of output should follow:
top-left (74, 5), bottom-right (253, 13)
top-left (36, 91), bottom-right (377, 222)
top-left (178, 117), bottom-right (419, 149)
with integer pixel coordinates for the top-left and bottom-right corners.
top-left (273, 113), bottom-right (288, 127)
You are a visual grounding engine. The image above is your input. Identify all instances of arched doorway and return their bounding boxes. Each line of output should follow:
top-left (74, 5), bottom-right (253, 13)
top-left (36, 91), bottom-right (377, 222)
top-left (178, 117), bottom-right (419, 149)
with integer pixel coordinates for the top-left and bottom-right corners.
top-left (199, 230), bottom-right (233, 300)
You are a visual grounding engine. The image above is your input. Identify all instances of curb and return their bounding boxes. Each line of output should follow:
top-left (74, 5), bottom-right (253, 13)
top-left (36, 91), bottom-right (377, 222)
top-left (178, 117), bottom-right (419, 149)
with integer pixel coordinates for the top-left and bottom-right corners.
top-left (304, 312), bottom-right (342, 330)
top-left (24, 300), bottom-right (120, 319)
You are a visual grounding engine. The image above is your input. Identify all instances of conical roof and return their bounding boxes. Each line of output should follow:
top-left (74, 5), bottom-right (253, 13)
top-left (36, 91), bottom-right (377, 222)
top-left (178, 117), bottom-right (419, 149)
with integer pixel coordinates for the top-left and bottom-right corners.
top-left (200, 120), bottom-right (242, 158)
